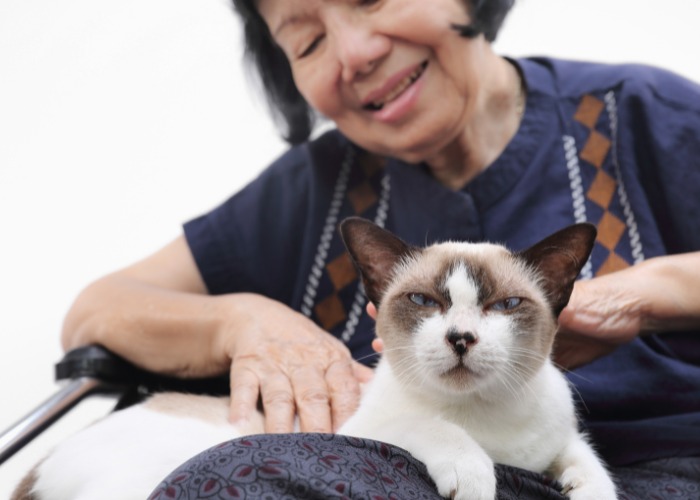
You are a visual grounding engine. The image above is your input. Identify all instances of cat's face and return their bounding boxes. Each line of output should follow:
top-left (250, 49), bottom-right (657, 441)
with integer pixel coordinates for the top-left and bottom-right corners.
top-left (340, 218), bottom-right (596, 398)
top-left (377, 243), bottom-right (556, 396)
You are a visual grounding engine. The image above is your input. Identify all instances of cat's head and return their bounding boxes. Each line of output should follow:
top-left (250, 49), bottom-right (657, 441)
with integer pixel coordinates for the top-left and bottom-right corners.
top-left (340, 218), bottom-right (596, 397)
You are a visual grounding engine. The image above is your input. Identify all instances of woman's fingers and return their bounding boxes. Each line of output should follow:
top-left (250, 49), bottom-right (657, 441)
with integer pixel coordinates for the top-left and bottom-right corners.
top-left (229, 359), bottom-right (298, 434)
top-left (260, 372), bottom-right (296, 433)
top-left (326, 359), bottom-right (365, 431)
top-left (229, 364), bottom-right (261, 425)
top-left (292, 365), bottom-right (332, 433)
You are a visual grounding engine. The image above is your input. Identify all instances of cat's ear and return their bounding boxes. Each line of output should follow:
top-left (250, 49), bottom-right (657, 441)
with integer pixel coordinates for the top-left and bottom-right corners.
top-left (519, 223), bottom-right (597, 317)
top-left (339, 217), bottom-right (417, 307)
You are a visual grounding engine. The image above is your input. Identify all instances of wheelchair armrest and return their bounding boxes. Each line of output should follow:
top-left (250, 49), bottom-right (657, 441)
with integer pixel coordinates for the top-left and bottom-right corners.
top-left (55, 344), bottom-right (144, 386)
top-left (57, 344), bottom-right (230, 398)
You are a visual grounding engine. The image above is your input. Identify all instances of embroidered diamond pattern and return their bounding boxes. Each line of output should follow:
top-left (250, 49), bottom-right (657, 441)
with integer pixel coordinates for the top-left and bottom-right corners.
top-left (348, 181), bottom-right (379, 215)
top-left (597, 252), bottom-right (630, 275)
top-left (587, 170), bottom-right (616, 208)
top-left (315, 294), bottom-right (347, 331)
top-left (574, 94), bottom-right (630, 277)
top-left (326, 253), bottom-right (358, 291)
top-left (574, 94), bottom-right (605, 129)
top-left (580, 130), bottom-right (611, 169)
top-left (312, 151), bottom-right (386, 331)
top-left (597, 212), bottom-right (626, 251)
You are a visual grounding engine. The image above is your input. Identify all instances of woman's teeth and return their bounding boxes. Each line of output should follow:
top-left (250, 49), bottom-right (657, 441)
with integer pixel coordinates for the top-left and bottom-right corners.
top-left (366, 62), bottom-right (427, 111)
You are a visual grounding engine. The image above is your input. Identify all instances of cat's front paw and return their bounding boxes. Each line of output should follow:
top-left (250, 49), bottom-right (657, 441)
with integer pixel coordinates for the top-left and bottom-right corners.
top-left (427, 453), bottom-right (496, 500)
top-left (560, 466), bottom-right (617, 500)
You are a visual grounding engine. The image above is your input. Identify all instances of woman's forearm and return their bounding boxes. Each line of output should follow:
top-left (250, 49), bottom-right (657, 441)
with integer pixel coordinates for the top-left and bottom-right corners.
top-left (61, 274), bottom-right (235, 378)
top-left (638, 251), bottom-right (700, 334)
top-left (61, 235), bottom-right (239, 379)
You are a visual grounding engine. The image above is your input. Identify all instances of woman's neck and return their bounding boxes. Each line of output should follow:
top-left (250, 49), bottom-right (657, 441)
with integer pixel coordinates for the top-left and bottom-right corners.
top-left (425, 56), bottom-right (525, 191)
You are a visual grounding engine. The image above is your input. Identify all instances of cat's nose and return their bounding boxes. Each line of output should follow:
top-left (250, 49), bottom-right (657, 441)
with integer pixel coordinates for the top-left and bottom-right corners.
top-left (446, 330), bottom-right (477, 356)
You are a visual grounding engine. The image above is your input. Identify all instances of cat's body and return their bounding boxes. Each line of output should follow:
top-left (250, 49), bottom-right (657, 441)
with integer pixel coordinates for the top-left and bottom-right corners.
top-left (15, 220), bottom-right (617, 500)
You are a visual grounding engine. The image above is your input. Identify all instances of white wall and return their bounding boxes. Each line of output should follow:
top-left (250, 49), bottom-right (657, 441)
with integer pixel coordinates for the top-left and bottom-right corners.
top-left (1, 0), bottom-right (698, 495)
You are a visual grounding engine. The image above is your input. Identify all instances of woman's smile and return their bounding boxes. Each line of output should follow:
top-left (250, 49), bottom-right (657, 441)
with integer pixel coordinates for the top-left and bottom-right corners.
top-left (361, 61), bottom-right (428, 122)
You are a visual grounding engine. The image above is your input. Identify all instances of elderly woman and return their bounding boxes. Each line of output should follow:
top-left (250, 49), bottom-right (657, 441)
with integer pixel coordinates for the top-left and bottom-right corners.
top-left (62, 0), bottom-right (700, 497)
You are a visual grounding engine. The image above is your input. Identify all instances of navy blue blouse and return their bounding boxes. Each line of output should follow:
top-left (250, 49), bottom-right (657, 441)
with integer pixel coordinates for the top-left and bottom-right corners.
top-left (184, 58), bottom-right (700, 467)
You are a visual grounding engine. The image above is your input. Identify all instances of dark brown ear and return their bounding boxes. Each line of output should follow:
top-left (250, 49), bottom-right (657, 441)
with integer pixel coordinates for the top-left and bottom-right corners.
top-left (519, 223), bottom-right (597, 317)
top-left (339, 217), bottom-right (417, 307)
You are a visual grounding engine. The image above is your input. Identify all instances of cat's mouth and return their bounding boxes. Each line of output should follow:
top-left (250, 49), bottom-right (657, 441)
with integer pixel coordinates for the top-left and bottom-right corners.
top-left (441, 363), bottom-right (477, 382)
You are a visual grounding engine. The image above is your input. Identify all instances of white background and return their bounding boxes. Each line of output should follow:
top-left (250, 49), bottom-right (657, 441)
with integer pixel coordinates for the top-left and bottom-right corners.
top-left (1, 0), bottom-right (699, 494)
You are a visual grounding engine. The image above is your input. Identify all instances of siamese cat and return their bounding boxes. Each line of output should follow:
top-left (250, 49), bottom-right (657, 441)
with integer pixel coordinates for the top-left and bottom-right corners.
top-left (14, 219), bottom-right (617, 500)
top-left (338, 217), bottom-right (617, 500)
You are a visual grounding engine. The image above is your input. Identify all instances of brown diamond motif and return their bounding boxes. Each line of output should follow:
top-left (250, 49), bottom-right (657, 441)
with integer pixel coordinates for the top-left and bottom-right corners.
top-left (597, 212), bottom-right (626, 251)
top-left (587, 170), bottom-right (616, 209)
top-left (580, 130), bottom-right (611, 168)
top-left (574, 94), bottom-right (605, 129)
top-left (359, 152), bottom-right (386, 178)
top-left (597, 252), bottom-right (630, 276)
top-left (315, 293), bottom-right (347, 331)
top-left (348, 182), bottom-right (379, 215)
top-left (326, 253), bottom-right (358, 291)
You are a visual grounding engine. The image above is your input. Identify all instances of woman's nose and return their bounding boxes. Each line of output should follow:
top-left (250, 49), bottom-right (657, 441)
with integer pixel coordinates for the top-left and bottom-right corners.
top-left (329, 15), bottom-right (389, 82)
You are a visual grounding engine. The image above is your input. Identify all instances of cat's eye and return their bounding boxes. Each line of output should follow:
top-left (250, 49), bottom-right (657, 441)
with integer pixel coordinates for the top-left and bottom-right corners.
top-left (408, 293), bottom-right (440, 308)
top-left (489, 297), bottom-right (522, 312)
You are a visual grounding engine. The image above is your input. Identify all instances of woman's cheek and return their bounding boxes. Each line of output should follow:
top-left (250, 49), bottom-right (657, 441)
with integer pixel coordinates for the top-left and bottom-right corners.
top-left (292, 61), bottom-right (340, 117)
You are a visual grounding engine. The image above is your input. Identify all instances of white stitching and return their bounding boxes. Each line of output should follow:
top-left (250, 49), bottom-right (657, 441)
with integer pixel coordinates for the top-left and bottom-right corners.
top-left (604, 91), bottom-right (645, 264)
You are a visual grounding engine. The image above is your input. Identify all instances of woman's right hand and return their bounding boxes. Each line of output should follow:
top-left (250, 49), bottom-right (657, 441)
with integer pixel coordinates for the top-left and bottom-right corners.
top-left (223, 293), bottom-right (373, 434)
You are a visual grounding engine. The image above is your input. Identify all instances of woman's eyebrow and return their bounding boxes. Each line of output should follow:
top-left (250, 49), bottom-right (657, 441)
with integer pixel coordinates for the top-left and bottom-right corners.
top-left (274, 13), bottom-right (311, 38)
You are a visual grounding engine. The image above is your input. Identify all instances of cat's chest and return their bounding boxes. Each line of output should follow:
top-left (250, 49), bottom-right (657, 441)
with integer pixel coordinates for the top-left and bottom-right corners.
top-left (374, 362), bottom-right (575, 470)
top-left (438, 368), bottom-right (575, 468)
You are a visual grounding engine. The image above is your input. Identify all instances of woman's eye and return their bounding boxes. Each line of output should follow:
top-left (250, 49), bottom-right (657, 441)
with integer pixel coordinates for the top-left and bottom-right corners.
top-left (408, 293), bottom-right (440, 308)
top-left (299, 35), bottom-right (324, 58)
top-left (490, 297), bottom-right (522, 311)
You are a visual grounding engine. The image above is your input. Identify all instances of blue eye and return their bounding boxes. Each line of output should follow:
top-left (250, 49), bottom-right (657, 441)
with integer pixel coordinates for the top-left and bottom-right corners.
top-left (408, 293), bottom-right (440, 308)
top-left (490, 297), bottom-right (522, 311)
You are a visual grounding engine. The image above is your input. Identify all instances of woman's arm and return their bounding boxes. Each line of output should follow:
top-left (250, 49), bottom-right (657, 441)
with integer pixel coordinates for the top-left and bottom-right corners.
top-left (554, 251), bottom-right (700, 369)
top-left (62, 235), bottom-right (372, 432)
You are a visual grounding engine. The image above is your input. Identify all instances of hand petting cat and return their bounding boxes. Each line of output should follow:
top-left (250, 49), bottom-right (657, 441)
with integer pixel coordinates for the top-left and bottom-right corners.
top-left (226, 294), bottom-right (373, 433)
top-left (556, 252), bottom-right (700, 369)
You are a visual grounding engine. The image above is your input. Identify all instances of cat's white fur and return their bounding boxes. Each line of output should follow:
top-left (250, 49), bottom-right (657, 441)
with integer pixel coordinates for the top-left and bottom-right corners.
top-left (18, 222), bottom-right (618, 500)
top-left (27, 394), bottom-right (254, 500)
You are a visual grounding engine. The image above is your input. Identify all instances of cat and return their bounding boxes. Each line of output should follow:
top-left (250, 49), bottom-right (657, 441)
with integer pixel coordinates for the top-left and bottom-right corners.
top-left (337, 217), bottom-right (617, 500)
top-left (14, 219), bottom-right (617, 500)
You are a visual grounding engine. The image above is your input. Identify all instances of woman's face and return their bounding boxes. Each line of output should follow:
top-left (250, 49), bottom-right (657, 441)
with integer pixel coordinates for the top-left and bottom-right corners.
top-left (258, 0), bottom-right (491, 164)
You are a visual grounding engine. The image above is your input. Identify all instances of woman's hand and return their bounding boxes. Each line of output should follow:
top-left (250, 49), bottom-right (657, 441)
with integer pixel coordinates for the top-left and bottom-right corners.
top-left (555, 252), bottom-right (700, 369)
top-left (555, 274), bottom-right (644, 369)
top-left (63, 235), bottom-right (373, 434)
top-left (225, 294), bottom-right (373, 434)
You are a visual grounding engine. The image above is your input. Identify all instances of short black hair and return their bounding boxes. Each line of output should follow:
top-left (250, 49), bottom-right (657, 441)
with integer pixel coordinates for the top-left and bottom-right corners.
top-left (230, 0), bottom-right (515, 144)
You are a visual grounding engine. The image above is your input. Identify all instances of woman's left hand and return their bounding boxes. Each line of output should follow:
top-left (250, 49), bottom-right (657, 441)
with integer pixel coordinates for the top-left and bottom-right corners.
top-left (554, 252), bottom-right (700, 369)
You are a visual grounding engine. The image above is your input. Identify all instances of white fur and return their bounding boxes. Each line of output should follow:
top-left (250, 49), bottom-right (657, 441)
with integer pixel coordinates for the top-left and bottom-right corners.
top-left (31, 397), bottom-right (242, 500)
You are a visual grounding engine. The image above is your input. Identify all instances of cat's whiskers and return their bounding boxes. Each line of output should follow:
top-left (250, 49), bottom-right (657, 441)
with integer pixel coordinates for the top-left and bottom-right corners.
top-left (353, 352), bottom-right (383, 364)
top-left (498, 363), bottom-right (537, 402)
